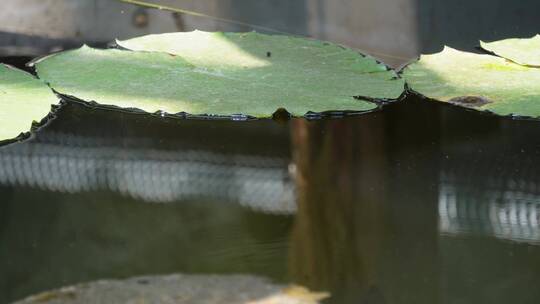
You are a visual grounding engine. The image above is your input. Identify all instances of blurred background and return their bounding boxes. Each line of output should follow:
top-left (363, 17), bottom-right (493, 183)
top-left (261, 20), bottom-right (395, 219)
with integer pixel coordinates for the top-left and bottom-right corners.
top-left (1, 0), bottom-right (540, 67)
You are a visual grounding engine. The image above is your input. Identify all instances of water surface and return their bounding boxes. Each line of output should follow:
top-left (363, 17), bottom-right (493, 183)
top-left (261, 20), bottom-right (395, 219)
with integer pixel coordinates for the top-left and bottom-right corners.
top-left (1, 96), bottom-right (540, 303)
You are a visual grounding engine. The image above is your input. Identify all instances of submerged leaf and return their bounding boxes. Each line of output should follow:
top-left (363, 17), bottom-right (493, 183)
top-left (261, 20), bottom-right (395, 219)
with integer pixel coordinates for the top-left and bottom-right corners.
top-left (15, 274), bottom-right (328, 304)
top-left (36, 31), bottom-right (404, 118)
top-left (403, 46), bottom-right (540, 118)
top-left (0, 64), bottom-right (58, 142)
top-left (480, 35), bottom-right (540, 67)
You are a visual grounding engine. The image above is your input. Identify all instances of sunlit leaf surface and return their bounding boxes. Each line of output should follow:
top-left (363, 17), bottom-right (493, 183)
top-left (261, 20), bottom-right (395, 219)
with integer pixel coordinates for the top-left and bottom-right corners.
top-left (481, 35), bottom-right (540, 67)
top-left (0, 64), bottom-right (58, 142)
top-left (36, 31), bottom-right (404, 118)
top-left (403, 46), bottom-right (540, 118)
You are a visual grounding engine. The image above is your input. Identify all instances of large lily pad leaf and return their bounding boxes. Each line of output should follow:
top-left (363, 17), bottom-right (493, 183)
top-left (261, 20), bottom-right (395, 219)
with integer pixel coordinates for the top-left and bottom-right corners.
top-left (403, 46), bottom-right (540, 118)
top-left (0, 64), bottom-right (58, 142)
top-left (35, 31), bottom-right (404, 118)
top-left (480, 35), bottom-right (540, 67)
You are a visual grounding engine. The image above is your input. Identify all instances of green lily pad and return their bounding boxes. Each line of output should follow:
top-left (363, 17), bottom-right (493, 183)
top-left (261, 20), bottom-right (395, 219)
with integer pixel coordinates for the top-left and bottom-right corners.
top-left (403, 46), bottom-right (540, 118)
top-left (480, 35), bottom-right (540, 67)
top-left (35, 31), bottom-right (404, 118)
top-left (0, 64), bottom-right (58, 142)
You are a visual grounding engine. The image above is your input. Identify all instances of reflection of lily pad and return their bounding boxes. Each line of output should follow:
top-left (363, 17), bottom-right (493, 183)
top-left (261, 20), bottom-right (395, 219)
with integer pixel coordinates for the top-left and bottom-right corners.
top-left (481, 35), bottom-right (540, 67)
top-left (36, 31), bottom-right (404, 118)
top-left (403, 46), bottom-right (540, 118)
top-left (0, 64), bottom-right (58, 142)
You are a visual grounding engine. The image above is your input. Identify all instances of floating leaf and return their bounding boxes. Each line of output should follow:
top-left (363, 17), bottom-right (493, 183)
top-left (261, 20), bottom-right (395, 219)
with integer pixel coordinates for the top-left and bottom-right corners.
top-left (36, 31), bottom-right (404, 118)
top-left (480, 35), bottom-right (540, 67)
top-left (403, 46), bottom-right (540, 118)
top-left (0, 64), bottom-right (58, 142)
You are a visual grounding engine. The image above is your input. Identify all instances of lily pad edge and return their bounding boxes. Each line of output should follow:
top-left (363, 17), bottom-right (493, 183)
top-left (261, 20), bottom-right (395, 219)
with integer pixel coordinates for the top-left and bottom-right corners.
top-left (480, 34), bottom-right (540, 67)
top-left (57, 89), bottom-right (401, 122)
top-left (0, 64), bottom-right (61, 146)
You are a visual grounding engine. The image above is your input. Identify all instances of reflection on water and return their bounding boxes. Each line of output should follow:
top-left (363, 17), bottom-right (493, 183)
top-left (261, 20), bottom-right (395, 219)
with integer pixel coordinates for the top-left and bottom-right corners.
top-left (0, 133), bottom-right (295, 213)
top-left (1, 97), bottom-right (540, 303)
top-left (439, 173), bottom-right (540, 243)
top-left (437, 108), bottom-right (540, 244)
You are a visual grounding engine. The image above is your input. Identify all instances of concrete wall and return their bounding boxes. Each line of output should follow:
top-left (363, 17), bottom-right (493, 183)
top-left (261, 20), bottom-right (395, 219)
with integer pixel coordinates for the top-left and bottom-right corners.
top-left (416, 0), bottom-right (540, 54)
top-left (304, 0), bottom-right (418, 66)
top-left (0, 0), bottom-right (229, 55)
top-left (0, 0), bottom-right (418, 66)
top-left (1, 0), bottom-right (539, 67)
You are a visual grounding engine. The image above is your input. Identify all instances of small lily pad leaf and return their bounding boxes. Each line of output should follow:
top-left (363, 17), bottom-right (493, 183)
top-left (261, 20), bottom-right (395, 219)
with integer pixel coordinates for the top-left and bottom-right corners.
top-left (480, 34), bottom-right (540, 67)
top-left (403, 46), bottom-right (540, 118)
top-left (36, 31), bottom-right (404, 118)
top-left (0, 64), bottom-right (59, 142)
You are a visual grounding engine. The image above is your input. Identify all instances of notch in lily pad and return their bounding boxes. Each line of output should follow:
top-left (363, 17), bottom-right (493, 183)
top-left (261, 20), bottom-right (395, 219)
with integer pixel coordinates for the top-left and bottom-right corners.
top-left (34, 31), bottom-right (405, 119)
top-left (0, 64), bottom-right (59, 143)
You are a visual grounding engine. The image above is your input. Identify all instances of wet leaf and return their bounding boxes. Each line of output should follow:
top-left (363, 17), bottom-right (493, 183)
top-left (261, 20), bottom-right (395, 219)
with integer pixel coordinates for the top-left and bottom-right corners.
top-left (35, 31), bottom-right (404, 118)
top-left (0, 64), bottom-right (58, 142)
top-left (403, 46), bottom-right (540, 118)
top-left (481, 35), bottom-right (540, 67)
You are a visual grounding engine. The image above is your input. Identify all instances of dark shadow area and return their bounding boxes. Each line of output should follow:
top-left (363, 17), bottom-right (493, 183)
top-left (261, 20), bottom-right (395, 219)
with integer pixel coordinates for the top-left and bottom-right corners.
top-left (0, 31), bottom-right (81, 57)
top-left (0, 31), bottom-right (108, 58)
top-left (215, 0), bottom-right (308, 36)
top-left (416, 0), bottom-right (540, 53)
top-left (289, 98), bottom-right (441, 304)
top-left (0, 56), bottom-right (33, 73)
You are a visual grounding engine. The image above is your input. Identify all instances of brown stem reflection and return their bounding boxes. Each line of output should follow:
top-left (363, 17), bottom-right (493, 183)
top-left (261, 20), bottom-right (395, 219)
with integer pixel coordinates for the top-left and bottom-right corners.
top-left (289, 113), bottom-right (439, 304)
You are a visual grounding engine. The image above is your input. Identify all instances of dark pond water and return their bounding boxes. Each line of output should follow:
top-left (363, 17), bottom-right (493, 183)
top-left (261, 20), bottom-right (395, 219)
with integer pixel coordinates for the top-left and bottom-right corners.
top-left (1, 94), bottom-right (540, 303)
